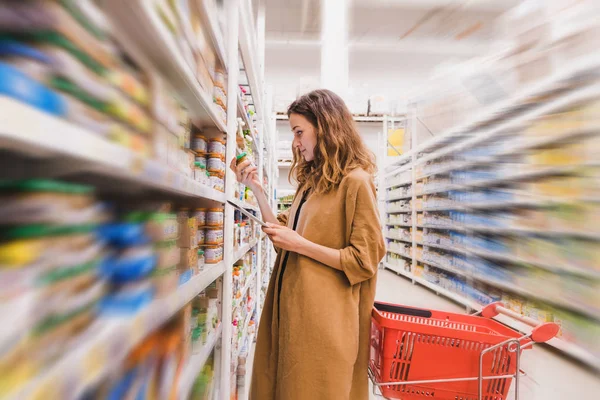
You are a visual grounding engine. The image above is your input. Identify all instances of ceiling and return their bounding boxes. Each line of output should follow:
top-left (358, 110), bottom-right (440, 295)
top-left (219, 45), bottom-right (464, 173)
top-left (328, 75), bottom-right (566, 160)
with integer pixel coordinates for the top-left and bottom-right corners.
top-left (262, 0), bottom-right (521, 113)
top-left (265, 0), bottom-right (520, 53)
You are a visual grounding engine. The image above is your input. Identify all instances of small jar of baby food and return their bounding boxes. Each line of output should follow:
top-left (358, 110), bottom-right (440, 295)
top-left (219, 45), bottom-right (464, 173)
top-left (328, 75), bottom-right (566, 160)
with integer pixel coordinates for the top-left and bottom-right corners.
top-left (194, 208), bottom-right (207, 226)
top-left (205, 226), bottom-right (224, 245)
top-left (191, 134), bottom-right (208, 154)
top-left (208, 138), bottom-right (226, 155)
top-left (205, 245), bottom-right (221, 264)
top-left (207, 208), bottom-right (224, 226)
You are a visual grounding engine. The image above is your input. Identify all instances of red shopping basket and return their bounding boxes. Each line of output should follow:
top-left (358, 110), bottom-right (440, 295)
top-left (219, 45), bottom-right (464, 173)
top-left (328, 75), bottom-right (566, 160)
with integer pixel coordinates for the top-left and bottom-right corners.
top-left (369, 301), bottom-right (559, 400)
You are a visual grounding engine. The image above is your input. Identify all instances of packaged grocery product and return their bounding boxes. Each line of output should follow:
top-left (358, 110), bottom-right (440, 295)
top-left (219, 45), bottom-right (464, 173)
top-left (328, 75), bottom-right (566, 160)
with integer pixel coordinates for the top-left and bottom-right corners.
top-left (99, 245), bottom-right (156, 283)
top-left (204, 245), bottom-right (222, 264)
top-left (196, 227), bottom-right (206, 245)
top-left (179, 247), bottom-right (199, 274)
top-left (206, 208), bottom-right (224, 227)
top-left (194, 208), bottom-right (207, 227)
top-left (209, 172), bottom-right (224, 192)
top-left (99, 280), bottom-right (155, 315)
top-left (207, 138), bottom-right (226, 156)
top-left (177, 212), bottom-right (198, 248)
top-left (0, 61), bottom-right (67, 115)
top-left (207, 154), bottom-right (225, 174)
top-left (191, 133), bottom-right (208, 154)
top-left (205, 226), bottom-right (224, 245)
top-left (154, 240), bottom-right (180, 269)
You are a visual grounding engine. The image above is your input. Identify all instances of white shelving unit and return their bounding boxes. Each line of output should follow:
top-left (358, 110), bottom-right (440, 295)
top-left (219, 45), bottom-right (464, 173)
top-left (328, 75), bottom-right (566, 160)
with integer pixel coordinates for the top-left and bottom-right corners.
top-left (0, 1), bottom-right (276, 399)
top-left (381, 51), bottom-right (600, 371)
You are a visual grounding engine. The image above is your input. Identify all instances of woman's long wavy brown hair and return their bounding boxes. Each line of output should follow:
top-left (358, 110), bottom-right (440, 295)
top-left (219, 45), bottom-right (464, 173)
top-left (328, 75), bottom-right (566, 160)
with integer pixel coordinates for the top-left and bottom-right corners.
top-left (287, 89), bottom-right (376, 194)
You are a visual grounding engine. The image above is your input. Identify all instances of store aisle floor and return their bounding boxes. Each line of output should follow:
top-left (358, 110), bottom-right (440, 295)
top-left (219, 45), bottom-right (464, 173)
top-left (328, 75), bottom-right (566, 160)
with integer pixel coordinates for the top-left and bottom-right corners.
top-left (371, 269), bottom-right (600, 400)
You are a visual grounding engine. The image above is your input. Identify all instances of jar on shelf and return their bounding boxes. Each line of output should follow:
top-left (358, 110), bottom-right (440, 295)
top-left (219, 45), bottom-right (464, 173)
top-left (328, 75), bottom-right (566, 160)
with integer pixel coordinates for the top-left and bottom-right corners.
top-left (206, 208), bottom-right (224, 227)
top-left (196, 228), bottom-right (205, 245)
top-left (208, 138), bottom-right (226, 156)
top-left (205, 245), bottom-right (221, 264)
top-left (191, 133), bottom-right (208, 154)
top-left (207, 154), bottom-right (225, 174)
top-left (194, 208), bottom-right (207, 227)
top-left (209, 172), bottom-right (224, 192)
top-left (205, 226), bottom-right (224, 245)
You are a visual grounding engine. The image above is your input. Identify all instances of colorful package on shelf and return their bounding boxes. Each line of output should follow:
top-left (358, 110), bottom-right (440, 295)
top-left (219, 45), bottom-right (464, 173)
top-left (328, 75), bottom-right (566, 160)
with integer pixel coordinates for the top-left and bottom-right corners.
top-left (0, 180), bottom-right (108, 397)
top-left (0, 2), bottom-right (155, 156)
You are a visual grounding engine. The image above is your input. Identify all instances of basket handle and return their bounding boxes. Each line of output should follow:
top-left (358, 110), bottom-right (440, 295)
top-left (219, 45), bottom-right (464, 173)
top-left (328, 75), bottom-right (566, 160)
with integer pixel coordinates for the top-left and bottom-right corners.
top-left (374, 301), bottom-right (433, 318)
top-left (481, 301), bottom-right (560, 343)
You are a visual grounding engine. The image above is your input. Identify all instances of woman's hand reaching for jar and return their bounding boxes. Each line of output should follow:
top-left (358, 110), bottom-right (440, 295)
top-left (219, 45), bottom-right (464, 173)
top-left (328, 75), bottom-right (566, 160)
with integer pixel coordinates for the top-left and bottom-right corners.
top-left (230, 157), bottom-right (261, 190)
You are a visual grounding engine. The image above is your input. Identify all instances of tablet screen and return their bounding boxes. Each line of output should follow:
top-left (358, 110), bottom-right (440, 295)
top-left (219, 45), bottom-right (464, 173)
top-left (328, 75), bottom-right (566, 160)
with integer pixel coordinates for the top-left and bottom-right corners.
top-left (227, 200), bottom-right (267, 227)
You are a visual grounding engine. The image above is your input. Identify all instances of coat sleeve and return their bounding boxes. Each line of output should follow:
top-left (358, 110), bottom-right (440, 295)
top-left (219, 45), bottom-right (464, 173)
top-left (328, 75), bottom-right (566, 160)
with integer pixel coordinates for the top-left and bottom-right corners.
top-left (338, 177), bottom-right (386, 285)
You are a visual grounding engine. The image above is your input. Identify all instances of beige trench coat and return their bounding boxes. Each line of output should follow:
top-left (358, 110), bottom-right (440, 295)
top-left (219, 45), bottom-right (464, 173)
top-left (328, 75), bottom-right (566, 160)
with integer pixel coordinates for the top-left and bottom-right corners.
top-left (250, 168), bottom-right (386, 400)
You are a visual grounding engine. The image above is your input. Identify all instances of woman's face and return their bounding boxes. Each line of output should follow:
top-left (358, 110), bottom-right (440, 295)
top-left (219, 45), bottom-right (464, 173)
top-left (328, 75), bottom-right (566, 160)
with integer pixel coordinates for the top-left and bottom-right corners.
top-left (289, 113), bottom-right (318, 162)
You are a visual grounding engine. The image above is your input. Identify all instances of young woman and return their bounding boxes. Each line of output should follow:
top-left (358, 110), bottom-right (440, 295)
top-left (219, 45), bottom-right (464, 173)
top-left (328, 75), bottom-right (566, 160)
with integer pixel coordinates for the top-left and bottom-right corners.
top-left (230, 89), bottom-right (385, 400)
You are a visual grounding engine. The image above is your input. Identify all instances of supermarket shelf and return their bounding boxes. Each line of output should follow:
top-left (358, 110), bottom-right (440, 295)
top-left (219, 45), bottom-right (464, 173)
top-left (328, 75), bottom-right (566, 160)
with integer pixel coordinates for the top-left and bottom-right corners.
top-left (104, 0), bottom-right (227, 131)
top-left (418, 224), bottom-right (466, 232)
top-left (238, 341), bottom-right (256, 400)
top-left (0, 97), bottom-right (226, 204)
top-left (239, 0), bottom-right (263, 118)
top-left (467, 224), bottom-right (600, 242)
top-left (418, 205), bottom-right (465, 212)
top-left (233, 239), bottom-right (259, 264)
top-left (178, 325), bottom-right (223, 400)
top-left (387, 193), bottom-right (413, 201)
top-left (414, 54), bottom-right (600, 156)
top-left (472, 274), bottom-right (600, 323)
top-left (385, 235), bottom-right (412, 244)
top-left (386, 209), bottom-right (412, 214)
top-left (238, 94), bottom-right (254, 130)
top-left (498, 125), bottom-right (600, 157)
top-left (468, 247), bottom-right (600, 280)
top-left (416, 258), bottom-right (470, 278)
top-left (234, 305), bottom-right (257, 361)
top-left (385, 222), bottom-right (412, 228)
top-left (417, 159), bottom-right (501, 179)
top-left (464, 197), bottom-right (550, 210)
top-left (240, 271), bottom-right (257, 298)
top-left (464, 166), bottom-right (578, 188)
top-left (12, 262), bottom-right (226, 400)
top-left (386, 263), bottom-right (600, 370)
top-left (417, 241), bottom-right (467, 255)
top-left (417, 185), bottom-right (459, 196)
top-left (417, 82), bottom-right (600, 165)
top-left (387, 249), bottom-right (412, 259)
top-left (385, 179), bottom-right (412, 189)
top-left (196, 0), bottom-right (228, 69)
top-left (383, 262), bottom-right (412, 278)
top-left (386, 161), bottom-right (413, 176)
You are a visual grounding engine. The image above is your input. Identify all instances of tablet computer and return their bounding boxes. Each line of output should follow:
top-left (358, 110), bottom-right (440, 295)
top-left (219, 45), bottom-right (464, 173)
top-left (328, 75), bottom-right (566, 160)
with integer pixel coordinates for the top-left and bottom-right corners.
top-left (227, 200), bottom-right (267, 227)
